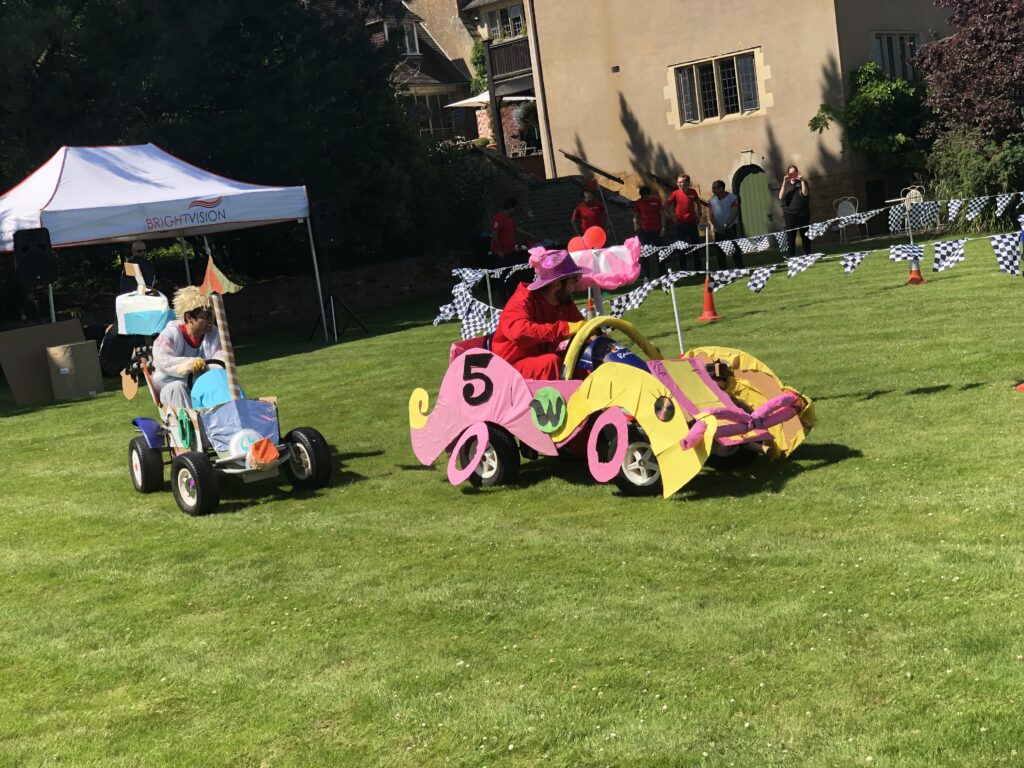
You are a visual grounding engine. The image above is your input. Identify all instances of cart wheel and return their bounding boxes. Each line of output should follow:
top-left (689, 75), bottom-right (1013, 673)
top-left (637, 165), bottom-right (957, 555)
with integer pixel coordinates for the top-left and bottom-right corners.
top-left (457, 424), bottom-right (520, 488)
top-left (601, 424), bottom-right (662, 496)
top-left (129, 436), bottom-right (164, 493)
top-left (283, 427), bottom-right (332, 490)
top-left (171, 451), bottom-right (220, 516)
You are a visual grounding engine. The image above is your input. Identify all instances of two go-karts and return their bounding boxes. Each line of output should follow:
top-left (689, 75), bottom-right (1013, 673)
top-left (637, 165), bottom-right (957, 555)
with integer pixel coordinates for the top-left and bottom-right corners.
top-left (408, 316), bottom-right (814, 498)
top-left (126, 354), bottom-right (332, 515)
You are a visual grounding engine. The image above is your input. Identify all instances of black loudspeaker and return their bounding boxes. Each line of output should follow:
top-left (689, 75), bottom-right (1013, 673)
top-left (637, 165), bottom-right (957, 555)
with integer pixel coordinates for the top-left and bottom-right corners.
top-left (311, 200), bottom-right (342, 250)
top-left (14, 228), bottom-right (55, 285)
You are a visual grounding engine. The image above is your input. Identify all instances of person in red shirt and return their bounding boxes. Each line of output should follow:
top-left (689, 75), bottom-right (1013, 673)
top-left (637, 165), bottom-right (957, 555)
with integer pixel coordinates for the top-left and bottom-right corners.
top-left (665, 174), bottom-right (708, 270)
top-left (490, 250), bottom-right (589, 380)
top-left (570, 183), bottom-right (606, 237)
top-left (632, 185), bottom-right (665, 279)
top-left (490, 197), bottom-right (519, 258)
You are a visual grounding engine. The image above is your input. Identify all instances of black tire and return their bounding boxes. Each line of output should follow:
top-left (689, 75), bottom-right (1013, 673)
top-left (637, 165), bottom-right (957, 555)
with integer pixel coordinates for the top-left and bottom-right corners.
top-left (706, 446), bottom-right (759, 469)
top-left (129, 436), bottom-right (164, 493)
top-left (600, 424), bottom-right (662, 496)
top-left (170, 451), bottom-right (220, 516)
top-left (283, 427), bottom-right (332, 490)
top-left (459, 424), bottom-right (520, 487)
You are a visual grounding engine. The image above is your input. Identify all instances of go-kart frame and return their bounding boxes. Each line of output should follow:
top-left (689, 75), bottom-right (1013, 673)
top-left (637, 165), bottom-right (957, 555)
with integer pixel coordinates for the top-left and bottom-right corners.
top-left (409, 316), bottom-right (815, 498)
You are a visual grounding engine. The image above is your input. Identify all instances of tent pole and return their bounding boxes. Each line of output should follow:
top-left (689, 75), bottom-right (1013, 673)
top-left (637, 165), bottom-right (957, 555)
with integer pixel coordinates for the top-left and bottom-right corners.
top-left (47, 284), bottom-right (56, 323)
top-left (179, 235), bottom-right (192, 284)
top-left (306, 219), bottom-right (329, 343)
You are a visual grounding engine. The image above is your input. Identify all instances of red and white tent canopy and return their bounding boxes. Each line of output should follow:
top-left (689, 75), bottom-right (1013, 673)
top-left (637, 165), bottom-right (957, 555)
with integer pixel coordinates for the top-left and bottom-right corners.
top-left (0, 143), bottom-right (309, 251)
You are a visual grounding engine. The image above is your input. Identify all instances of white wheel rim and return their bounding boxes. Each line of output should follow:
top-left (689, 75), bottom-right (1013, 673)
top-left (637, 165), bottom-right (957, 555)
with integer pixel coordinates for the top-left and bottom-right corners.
top-left (131, 449), bottom-right (142, 484)
top-left (177, 467), bottom-right (198, 507)
top-left (474, 444), bottom-right (499, 480)
top-left (621, 441), bottom-right (660, 486)
top-left (290, 443), bottom-right (312, 479)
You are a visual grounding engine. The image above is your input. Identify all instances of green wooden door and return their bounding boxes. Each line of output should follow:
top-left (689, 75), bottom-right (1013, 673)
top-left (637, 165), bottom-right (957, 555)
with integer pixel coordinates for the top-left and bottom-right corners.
top-left (736, 167), bottom-right (771, 237)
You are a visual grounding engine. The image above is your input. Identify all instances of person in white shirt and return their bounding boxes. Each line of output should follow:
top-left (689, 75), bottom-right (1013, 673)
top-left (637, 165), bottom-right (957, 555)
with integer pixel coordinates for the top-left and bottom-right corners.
top-left (709, 179), bottom-right (742, 268)
top-left (152, 286), bottom-right (222, 408)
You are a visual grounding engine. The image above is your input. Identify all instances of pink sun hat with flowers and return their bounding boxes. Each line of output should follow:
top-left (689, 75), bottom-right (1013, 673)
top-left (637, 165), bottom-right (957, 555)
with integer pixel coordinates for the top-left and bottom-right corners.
top-left (528, 249), bottom-right (591, 291)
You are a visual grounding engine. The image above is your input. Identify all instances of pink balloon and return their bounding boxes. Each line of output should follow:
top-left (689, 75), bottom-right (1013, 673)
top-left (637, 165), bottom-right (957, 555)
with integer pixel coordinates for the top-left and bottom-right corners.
top-left (583, 226), bottom-right (606, 250)
top-left (567, 236), bottom-right (587, 253)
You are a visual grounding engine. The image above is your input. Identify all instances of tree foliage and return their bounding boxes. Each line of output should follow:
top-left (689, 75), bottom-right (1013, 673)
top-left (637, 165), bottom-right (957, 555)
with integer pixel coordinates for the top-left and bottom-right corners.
top-left (809, 63), bottom-right (929, 174)
top-left (0, 0), bottom-right (486, 273)
top-left (916, 0), bottom-right (1024, 141)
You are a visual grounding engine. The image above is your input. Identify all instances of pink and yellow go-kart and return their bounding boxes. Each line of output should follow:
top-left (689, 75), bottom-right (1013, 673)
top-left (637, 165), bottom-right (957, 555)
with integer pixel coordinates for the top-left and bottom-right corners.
top-left (408, 316), bottom-right (815, 497)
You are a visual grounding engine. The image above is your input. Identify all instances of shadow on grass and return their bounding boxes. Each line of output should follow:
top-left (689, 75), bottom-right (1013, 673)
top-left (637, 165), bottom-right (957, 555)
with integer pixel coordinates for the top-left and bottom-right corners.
top-left (815, 382), bottom-right (985, 402)
top-left (670, 441), bottom-right (863, 501)
top-left (453, 441), bottom-right (862, 500)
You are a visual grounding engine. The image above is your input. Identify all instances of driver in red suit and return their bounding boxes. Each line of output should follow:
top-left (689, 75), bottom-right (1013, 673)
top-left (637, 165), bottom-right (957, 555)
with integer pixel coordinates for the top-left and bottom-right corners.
top-left (491, 250), bottom-right (589, 380)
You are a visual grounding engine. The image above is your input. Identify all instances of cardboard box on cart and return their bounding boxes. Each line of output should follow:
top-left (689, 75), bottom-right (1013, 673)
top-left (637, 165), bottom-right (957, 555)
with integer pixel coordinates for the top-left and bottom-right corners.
top-left (46, 340), bottom-right (104, 400)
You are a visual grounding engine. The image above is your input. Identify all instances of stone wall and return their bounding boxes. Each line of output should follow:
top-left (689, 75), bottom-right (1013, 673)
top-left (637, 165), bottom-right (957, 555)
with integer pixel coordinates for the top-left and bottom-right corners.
top-left (221, 252), bottom-right (460, 334)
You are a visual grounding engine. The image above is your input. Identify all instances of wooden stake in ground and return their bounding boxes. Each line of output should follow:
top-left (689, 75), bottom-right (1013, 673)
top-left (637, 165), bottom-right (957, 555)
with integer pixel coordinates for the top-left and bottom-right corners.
top-left (198, 256), bottom-right (243, 401)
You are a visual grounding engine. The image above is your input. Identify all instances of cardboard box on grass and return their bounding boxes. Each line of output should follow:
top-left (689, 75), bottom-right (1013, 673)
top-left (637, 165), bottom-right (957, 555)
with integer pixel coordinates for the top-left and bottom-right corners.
top-left (0, 320), bottom-right (85, 405)
top-left (46, 340), bottom-right (104, 400)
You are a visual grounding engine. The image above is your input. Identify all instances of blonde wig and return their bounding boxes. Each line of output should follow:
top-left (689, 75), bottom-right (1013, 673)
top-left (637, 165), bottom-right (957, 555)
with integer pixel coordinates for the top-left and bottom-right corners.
top-left (172, 286), bottom-right (213, 320)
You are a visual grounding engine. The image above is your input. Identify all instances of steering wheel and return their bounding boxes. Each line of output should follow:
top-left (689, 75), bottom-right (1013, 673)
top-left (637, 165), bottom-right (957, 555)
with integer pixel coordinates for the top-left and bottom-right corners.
top-left (561, 316), bottom-right (663, 380)
top-left (186, 358), bottom-right (226, 390)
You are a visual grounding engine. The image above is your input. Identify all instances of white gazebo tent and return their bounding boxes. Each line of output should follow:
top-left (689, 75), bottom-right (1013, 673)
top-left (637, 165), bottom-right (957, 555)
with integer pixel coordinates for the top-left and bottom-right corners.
top-left (0, 143), bottom-right (333, 340)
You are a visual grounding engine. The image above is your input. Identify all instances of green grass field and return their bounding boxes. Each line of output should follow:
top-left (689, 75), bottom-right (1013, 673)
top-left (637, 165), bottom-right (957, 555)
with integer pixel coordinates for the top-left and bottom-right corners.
top-left (2, 235), bottom-right (1023, 767)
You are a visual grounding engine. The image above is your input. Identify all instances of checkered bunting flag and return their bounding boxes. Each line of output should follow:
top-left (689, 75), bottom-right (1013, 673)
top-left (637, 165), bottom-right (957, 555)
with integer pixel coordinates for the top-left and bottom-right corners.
top-left (841, 251), bottom-right (869, 274)
top-left (460, 299), bottom-right (500, 339)
top-left (609, 278), bottom-right (662, 318)
top-left (747, 267), bottom-right (773, 293)
top-left (995, 193), bottom-right (1017, 218)
top-left (433, 301), bottom-right (457, 325)
top-left (888, 205), bottom-right (905, 232)
top-left (787, 254), bottom-right (821, 277)
top-left (640, 244), bottom-right (660, 261)
top-left (890, 244), bottom-right (924, 262)
top-left (750, 235), bottom-right (770, 252)
top-left (774, 230), bottom-right (789, 251)
top-left (717, 239), bottom-right (736, 256)
top-left (708, 269), bottom-right (750, 293)
top-left (946, 199), bottom-right (964, 220)
top-left (500, 262), bottom-right (532, 280)
top-left (806, 220), bottom-right (832, 240)
top-left (908, 201), bottom-right (940, 230)
top-left (932, 239), bottom-right (966, 273)
top-left (659, 240), bottom-right (697, 263)
top-left (452, 267), bottom-right (486, 288)
top-left (991, 233), bottom-right (1021, 276)
top-left (659, 270), bottom-right (699, 291)
top-left (856, 208), bottom-right (885, 225)
top-left (965, 197), bottom-right (988, 221)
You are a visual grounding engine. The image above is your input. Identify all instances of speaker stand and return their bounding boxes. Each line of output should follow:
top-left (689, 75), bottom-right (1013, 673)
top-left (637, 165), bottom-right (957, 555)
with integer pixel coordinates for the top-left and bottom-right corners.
top-left (307, 294), bottom-right (368, 343)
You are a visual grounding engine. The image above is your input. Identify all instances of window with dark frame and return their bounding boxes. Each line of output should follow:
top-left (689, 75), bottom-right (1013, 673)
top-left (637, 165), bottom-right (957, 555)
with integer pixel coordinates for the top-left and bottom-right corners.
top-left (386, 22), bottom-right (420, 55)
top-left (872, 32), bottom-right (920, 80)
top-left (674, 50), bottom-right (761, 126)
top-left (487, 5), bottom-right (525, 40)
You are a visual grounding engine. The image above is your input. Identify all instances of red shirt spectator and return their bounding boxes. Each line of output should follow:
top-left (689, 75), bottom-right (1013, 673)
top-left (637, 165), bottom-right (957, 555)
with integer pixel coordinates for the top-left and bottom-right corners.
top-left (490, 197), bottom-right (519, 255)
top-left (571, 187), bottom-right (606, 236)
top-left (667, 187), bottom-right (700, 224)
top-left (633, 192), bottom-right (663, 232)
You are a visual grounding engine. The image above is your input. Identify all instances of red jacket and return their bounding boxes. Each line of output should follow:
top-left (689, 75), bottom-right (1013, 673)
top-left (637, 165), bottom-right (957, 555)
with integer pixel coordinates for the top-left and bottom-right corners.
top-left (491, 283), bottom-right (584, 368)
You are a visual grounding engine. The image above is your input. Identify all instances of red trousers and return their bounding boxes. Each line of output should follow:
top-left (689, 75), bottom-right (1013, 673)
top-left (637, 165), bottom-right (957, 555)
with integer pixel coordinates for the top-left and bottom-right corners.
top-left (513, 353), bottom-right (562, 380)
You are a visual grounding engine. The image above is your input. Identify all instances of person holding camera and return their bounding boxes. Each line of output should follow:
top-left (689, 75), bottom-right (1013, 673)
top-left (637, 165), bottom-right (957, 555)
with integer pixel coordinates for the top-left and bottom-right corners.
top-left (778, 165), bottom-right (811, 257)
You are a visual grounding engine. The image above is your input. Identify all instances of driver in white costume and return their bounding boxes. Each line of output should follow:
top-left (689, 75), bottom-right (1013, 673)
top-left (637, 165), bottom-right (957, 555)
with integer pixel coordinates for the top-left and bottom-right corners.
top-left (152, 286), bottom-right (222, 408)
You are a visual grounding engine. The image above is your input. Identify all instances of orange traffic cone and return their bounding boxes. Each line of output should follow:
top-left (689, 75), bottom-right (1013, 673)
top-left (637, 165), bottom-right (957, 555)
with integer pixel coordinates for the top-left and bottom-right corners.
top-left (906, 267), bottom-right (926, 285)
top-left (698, 279), bottom-right (721, 322)
top-left (1015, 382), bottom-right (1024, 392)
